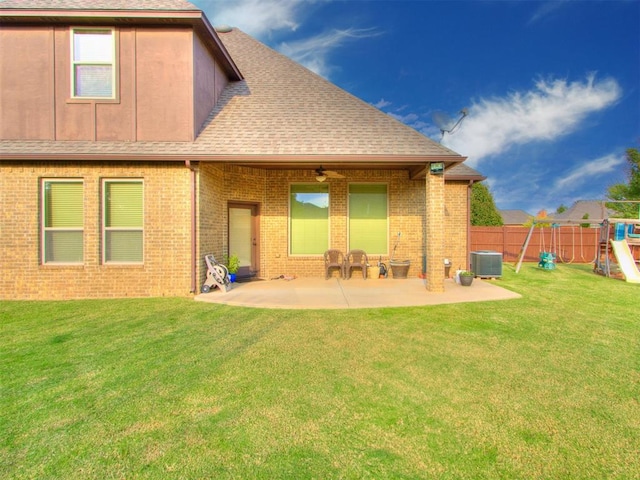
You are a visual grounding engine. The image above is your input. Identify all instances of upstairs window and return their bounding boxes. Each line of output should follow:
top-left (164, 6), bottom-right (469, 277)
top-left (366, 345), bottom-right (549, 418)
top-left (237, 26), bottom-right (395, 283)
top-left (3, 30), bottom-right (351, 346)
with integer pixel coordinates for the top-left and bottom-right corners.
top-left (42, 180), bottom-right (84, 264)
top-left (71, 29), bottom-right (115, 99)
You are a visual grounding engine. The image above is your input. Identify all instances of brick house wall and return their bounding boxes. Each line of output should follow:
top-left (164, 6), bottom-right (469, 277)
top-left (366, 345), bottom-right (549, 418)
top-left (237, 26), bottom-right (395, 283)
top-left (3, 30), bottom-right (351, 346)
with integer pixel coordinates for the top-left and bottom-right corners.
top-left (445, 181), bottom-right (471, 272)
top-left (206, 165), bottom-right (470, 281)
top-left (0, 162), bottom-right (469, 299)
top-left (0, 162), bottom-right (193, 300)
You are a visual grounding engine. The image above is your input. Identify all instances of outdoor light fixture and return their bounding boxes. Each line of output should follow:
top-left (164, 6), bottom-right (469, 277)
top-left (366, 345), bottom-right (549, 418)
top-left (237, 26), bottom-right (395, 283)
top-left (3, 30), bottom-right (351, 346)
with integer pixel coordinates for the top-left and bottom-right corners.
top-left (316, 174), bottom-right (327, 182)
top-left (430, 162), bottom-right (444, 175)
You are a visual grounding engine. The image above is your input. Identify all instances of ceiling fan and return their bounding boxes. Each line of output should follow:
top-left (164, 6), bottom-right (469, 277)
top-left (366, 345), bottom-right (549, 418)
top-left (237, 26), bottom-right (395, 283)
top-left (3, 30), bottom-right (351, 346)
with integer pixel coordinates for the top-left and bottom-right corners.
top-left (315, 166), bottom-right (345, 182)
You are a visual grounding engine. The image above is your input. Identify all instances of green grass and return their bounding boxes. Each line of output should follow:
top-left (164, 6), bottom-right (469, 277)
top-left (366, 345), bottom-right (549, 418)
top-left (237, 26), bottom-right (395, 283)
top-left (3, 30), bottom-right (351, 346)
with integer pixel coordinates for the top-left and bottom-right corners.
top-left (1, 263), bottom-right (639, 479)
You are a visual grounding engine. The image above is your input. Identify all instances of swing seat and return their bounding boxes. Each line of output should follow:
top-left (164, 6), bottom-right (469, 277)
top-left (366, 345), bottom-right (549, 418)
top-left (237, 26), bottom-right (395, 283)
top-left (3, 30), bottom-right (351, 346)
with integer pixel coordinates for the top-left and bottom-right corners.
top-left (538, 251), bottom-right (556, 270)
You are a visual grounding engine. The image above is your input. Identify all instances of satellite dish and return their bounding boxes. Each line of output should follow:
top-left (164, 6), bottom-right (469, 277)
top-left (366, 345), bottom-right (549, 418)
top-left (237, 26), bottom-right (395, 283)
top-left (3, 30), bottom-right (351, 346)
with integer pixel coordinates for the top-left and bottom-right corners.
top-left (432, 108), bottom-right (468, 142)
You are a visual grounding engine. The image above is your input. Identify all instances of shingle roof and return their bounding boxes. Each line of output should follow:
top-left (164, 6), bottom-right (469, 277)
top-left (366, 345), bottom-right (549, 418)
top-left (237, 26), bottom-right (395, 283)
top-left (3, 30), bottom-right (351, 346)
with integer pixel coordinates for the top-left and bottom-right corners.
top-left (500, 210), bottom-right (532, 225)
top-left (196, 28), bottom-right (464, 161)
top-left (0, 0), bottom-right (199, 10)
top-left (445, 163), bottom-right (485, 181)
top-left (552, 200), bottom-right (611, 222)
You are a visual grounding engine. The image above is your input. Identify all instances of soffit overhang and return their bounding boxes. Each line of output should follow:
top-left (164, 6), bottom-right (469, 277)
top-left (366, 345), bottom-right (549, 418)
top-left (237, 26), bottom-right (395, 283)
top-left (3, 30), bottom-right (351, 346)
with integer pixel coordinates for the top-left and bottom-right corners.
top-left (0, 151), bottom-right (467, 179)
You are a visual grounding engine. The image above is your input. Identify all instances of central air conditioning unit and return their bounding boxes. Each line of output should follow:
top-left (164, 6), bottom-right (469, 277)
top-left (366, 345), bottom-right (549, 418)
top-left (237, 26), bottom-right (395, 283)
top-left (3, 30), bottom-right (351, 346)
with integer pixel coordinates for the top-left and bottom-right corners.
top-left (470, 251), bottom-right (503, 278)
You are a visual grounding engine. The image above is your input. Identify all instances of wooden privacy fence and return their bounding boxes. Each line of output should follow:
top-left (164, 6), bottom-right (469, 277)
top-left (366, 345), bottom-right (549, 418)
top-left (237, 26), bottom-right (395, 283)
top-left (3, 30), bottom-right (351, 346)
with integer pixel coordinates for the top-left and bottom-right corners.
top-left (470, 226), bottom-right (601, 263)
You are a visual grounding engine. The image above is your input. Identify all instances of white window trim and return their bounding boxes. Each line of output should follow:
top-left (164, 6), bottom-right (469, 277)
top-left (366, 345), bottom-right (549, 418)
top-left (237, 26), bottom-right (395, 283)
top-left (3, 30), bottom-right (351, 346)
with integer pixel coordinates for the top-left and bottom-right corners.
top-left (70, 27), bottom-right (117, 100)
top-left (102, 179), bottom-right (144, 265)
top-left (41, 178), bottom-right (84, 265)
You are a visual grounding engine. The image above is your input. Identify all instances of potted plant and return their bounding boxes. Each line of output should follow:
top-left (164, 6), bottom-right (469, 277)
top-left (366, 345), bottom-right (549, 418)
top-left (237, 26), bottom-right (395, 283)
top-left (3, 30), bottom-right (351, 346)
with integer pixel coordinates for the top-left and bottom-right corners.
top-left (224, 253), bottom-right (240, 282)
top-left (459, 270), bottom-right (474, 286)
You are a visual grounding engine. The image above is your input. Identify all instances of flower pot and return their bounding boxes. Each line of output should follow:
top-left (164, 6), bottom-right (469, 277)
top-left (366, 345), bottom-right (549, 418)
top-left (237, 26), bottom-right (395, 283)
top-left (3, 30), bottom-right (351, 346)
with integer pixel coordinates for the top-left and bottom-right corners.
top-left (229, 273), bottom-right (237, 283)
top-left (390, 260), bottom-right (410, 279)
top-left (459, 275), bottom-right (473, 286)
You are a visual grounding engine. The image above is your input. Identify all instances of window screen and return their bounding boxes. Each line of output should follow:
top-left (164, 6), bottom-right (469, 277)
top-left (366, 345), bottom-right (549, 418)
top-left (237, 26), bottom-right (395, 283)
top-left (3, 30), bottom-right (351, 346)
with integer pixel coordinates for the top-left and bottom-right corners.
top-left (103, 181), bottom-right (143, 263)
top-left (349, 184), bottom-right (388, 254)
top-left (42, 180), bottom-right (84, 263)
top-left (72, 29), bottom-right (114, 98)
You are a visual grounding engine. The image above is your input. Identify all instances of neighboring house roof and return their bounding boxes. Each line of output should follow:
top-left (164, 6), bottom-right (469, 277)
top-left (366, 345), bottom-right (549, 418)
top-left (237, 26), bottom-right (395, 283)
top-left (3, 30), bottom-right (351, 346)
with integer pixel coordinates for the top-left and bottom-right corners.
top-left (0, 5), bottom-right (466, 175)
top-left (500, 209), bottom-right (532, 225)
top-left (552, 200), bottom-right (612, 222)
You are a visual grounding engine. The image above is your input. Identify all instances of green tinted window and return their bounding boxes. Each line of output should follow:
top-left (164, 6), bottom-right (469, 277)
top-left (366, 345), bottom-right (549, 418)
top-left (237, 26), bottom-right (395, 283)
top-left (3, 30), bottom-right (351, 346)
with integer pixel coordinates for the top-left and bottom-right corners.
top-left (290, 184), bottom-right (329, 254)
top-left (104, 181), bottom-right (143, 263)
top-left (43, 181), bottom-right (84, 263)
top-left (349, 184), bottom-right (388, 254)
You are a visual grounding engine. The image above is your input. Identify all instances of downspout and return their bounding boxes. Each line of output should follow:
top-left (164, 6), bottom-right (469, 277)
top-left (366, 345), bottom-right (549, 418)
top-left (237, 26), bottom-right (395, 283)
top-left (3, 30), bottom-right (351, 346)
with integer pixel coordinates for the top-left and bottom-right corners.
top-left (186, 160), bottom-right (197, 293)
top-left (467, 180), bottom-right (475, 269)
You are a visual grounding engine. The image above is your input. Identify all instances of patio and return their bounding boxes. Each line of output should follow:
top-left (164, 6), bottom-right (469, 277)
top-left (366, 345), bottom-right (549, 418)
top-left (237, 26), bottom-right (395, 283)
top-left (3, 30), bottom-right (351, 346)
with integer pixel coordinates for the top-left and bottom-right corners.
top-left (194, 276), bottom-right (521, 309)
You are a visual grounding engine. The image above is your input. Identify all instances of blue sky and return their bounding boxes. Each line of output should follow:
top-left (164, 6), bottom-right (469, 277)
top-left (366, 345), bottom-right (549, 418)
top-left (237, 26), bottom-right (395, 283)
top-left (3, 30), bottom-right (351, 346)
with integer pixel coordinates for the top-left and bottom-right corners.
top-left (195, 0), bottom-right (639, 215)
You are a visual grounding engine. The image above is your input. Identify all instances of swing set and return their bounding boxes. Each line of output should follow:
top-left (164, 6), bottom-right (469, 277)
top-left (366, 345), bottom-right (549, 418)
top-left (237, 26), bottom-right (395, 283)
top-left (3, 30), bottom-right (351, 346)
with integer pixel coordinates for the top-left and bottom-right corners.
top-left (515, 219), bottom-right (600, 273)
top-left (514, 201), bottom-right (640, 279)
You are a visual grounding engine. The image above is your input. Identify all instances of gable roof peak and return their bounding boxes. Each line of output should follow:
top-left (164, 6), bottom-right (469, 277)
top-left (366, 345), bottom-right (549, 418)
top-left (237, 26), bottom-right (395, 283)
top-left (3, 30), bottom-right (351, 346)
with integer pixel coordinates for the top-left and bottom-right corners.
top-left (200, 28), bottom-right (465, 161)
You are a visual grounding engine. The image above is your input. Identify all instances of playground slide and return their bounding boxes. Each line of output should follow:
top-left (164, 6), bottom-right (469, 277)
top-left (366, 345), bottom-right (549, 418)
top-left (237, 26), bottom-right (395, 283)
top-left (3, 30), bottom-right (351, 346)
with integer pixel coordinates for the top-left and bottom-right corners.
top-left (609, 240), bottom-right (640, 284)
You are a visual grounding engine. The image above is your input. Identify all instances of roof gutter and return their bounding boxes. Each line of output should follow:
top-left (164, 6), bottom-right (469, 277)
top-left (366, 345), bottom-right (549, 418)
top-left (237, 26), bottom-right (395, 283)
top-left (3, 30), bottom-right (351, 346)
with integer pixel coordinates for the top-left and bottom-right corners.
top-left (0, 152), bottom-right (466, 164)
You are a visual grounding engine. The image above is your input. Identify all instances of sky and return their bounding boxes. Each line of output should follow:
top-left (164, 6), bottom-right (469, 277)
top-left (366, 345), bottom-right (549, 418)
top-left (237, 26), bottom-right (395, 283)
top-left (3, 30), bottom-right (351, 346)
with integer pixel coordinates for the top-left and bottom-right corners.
top-left (194, 0), bottom-right (640, 215)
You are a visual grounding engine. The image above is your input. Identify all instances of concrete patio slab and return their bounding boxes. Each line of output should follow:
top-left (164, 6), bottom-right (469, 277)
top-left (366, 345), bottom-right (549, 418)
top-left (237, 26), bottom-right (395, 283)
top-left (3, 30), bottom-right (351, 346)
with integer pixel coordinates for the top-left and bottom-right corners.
top-left (194, 277), bottom-right (521, 309)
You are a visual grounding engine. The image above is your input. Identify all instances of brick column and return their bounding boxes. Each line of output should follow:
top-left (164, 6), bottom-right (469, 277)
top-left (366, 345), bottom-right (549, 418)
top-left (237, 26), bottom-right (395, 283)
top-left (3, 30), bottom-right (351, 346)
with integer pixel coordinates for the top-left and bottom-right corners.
top-left (425, 167), bottom-right (445, 292)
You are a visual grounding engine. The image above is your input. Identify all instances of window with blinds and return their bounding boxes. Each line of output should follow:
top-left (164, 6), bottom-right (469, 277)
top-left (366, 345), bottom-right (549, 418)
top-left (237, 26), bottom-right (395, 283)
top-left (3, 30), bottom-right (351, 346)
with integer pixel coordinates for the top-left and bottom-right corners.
top-left (290, 184), bottom-right (329, 255)
top-left (42, 180), bottom-right (84, 263)
top-left (348, 184), bottom-right (388, 254)
top-left (72, 29), bottom-right (115, 99)
top-left (103, 180), bottom-right (143, 263)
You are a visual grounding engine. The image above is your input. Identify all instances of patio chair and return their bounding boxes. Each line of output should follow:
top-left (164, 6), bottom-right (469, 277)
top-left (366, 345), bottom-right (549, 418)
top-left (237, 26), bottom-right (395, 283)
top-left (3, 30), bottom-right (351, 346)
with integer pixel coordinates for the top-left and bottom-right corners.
top-left (345, 249), bottom-right (368, 279)
top-left (324, 249), bottom-right (345, 279)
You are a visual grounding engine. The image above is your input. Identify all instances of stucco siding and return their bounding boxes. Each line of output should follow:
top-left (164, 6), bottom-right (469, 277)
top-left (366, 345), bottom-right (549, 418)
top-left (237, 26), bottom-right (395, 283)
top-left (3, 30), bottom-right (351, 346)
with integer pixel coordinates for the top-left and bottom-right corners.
top-left (0, 26), bottom-right (55, 140)
top-left (135, 28), bottom-right (194, 141)
top-left (193, 34), bottom-right (229, 136)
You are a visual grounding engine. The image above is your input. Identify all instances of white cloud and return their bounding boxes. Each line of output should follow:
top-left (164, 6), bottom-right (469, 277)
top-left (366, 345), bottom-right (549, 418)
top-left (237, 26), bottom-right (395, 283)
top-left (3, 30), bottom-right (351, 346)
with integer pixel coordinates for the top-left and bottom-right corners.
top-left (441, 74), bottom-right (622, 167)
top-left (200, 0), bottom-right (304, 38)
top-left (373, 98), bottom-right (392, 109)
top-left (387, 112), bottom-right (419, 124)
top-left (278, 28), bottom-right (381, 78)
top-left (528, 0), bottom-right (571, 24)
top-left (552, 153), bottom-right (625, 192)
top-left (199, 0), bottom-right (379, 79)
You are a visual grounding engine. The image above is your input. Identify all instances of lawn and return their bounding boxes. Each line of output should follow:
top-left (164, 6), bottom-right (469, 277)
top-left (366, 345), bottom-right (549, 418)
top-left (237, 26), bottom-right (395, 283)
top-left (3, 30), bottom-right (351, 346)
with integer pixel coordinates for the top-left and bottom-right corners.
top-left (1, 263), bottom-right (639, 479)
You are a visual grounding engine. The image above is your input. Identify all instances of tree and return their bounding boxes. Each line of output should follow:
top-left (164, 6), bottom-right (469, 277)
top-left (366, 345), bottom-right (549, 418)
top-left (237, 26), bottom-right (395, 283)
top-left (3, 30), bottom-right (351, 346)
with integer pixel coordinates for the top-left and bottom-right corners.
top-left (470, 182), bottom-right (503, 226)
top-left (524, 209), bottom-right (552, 227)
top-left (556, 204), bottom-right (568, 214)
top-left (606, 148), bottom-right (640, 218)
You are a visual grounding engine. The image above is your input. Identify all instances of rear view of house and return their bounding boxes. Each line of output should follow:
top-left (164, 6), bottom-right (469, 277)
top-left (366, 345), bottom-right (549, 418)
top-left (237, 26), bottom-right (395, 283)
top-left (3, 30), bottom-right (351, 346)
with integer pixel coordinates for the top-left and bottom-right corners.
top-left (0, 0), bottom-right (482, 300)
